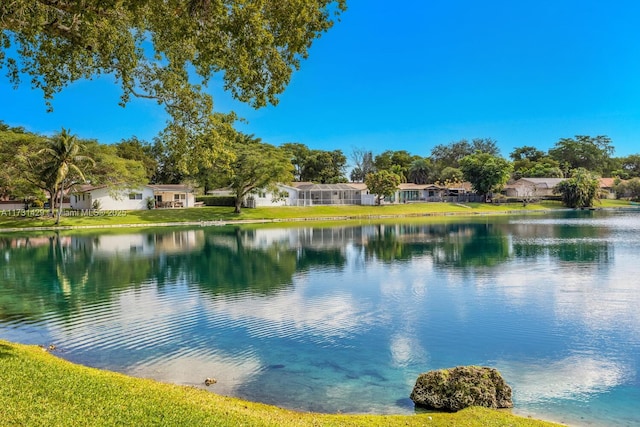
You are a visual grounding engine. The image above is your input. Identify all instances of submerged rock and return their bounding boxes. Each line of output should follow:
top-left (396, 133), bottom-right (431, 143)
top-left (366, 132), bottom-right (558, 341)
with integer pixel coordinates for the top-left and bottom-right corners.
top-left (410, 366), bottom-right (513, 412)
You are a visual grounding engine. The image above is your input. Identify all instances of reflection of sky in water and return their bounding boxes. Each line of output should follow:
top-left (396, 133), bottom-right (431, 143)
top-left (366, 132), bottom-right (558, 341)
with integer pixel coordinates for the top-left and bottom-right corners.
top-left (2, 210), bottom-right (640, 426)
top-left (498, 356), bottom-right (627, 403)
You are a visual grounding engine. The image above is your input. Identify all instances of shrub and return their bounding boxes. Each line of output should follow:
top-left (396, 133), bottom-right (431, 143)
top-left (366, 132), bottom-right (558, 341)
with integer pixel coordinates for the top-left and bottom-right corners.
top-left (195, 196), bottom-right (236, 207)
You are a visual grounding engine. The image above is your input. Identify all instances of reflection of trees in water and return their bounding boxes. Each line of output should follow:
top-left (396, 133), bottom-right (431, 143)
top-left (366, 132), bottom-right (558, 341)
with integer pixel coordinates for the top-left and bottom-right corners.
top-left (438, 223), bottom-right (511, 268)
top-left (509, 213), bottom-right (612, 264)
top-left (187, 228), bottom-right (346, 295)
top-left (0, 233), bottom-right (161, 322)
top-left (364, 224), bottom-right (411, 262)
top-left (513, 241), bottom-right (611, 263)
top-left (0, 227), bottom-right (348, 321)
top-left (0, 217), bottom-right (616, 322)
top-left (176, 231), bottom-right (297, 296)
top-left (361, 222), bottom-right (511, 267)
top-left (361, 215), bottom-right (614, 268)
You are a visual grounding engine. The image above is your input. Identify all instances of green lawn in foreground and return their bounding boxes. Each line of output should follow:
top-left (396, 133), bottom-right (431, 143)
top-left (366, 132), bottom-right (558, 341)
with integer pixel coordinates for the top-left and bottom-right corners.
top-left (0, 340), bottom-right (562, 427)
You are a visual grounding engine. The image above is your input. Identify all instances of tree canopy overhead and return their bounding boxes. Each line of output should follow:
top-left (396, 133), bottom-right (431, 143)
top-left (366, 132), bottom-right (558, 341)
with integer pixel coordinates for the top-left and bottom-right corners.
top-left (1, 0), bottom-right (346, 121)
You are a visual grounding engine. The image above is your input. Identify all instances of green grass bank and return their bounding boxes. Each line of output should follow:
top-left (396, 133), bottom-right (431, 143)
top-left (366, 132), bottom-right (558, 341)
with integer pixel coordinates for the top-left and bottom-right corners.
top-left (0, 340), bottom-right (562, 427)
top-left (0, 199), bottom-right (632, 231)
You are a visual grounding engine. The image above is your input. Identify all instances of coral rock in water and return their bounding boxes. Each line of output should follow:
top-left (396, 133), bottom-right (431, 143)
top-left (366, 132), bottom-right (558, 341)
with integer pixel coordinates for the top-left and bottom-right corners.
top-left (410, 366), bottom-right (513, 412)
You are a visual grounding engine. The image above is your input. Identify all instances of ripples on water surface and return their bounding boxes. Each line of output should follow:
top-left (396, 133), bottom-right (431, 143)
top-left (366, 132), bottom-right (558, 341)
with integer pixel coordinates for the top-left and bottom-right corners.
top-left (1, 209), bottom-right (640, 426)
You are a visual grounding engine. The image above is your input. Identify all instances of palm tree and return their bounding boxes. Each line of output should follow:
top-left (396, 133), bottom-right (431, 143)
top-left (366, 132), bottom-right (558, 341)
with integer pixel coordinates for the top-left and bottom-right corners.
top-left (408, 158), bottom-right (433, 184)
top-left (38, 129), bottom-right (94, 224)
top-left (390, 164), bottom-right (408, 183)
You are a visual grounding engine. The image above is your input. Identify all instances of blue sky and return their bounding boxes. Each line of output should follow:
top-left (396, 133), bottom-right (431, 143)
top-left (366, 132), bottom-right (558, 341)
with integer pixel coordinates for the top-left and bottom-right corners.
top-left (2, 0), bottom-right (640, 159)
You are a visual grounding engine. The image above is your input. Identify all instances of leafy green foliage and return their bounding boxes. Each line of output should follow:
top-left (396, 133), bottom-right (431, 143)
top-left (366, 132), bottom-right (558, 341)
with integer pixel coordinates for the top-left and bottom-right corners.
top-left (0, 126), bottom-right (149, 215)
top-left (408, 158), bottom-right (434, 184)
top-left (372, 150), bottom-right (418, 182)
top-left (437, 166), bottom-right (464, 184)
top-left (459, 153), bottom-right (512, 199)
top-left (281, 144), bottom-right (347, 183)
top-left (35, 129), bottom-right (95, 222)
top-left (553, 168), bottom-right (600, 208)
top-left (195, 195), bottom-right (236, 206)
top-left (301, 149), bottom-right (348, 183)
top-left (365, 170), bottom-right (401, 205)
top-left (214, 133), bottom-right (293, 213)
top-left (281, 142), bottom-right (311, 181)
top-left (115, 137), bottom-right (158, 182)
top-left (512, 158), bottom-right (563, 180)
top-left (1, 0), bottom-right (346, 118)
top-left (84, 141), bottom-right (148, 189)
top-left (0, 126), bottom-right (48, 201)
top-left (613, 177), bottom-right (640, 201)
top-left (548, 135), bottom-right (615, 176)
top-left (614, 154), bottom-right (640, 179)
top-left (431, 138), bottom-right (500, 170)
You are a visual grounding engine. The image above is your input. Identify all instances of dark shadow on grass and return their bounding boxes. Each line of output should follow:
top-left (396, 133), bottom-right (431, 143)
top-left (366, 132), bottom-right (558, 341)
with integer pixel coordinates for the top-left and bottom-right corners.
top-left (0, 342), bottom-right (17, 359)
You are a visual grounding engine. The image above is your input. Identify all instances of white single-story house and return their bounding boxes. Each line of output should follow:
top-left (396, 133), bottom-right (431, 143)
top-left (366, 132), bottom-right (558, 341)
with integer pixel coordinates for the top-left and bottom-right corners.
top-left (395, 182), bottom-right (476, 203)
top-left (70, 184), bottom-right (195, 210)
top-left (209, 183), bottom-right (376, 207)
top-left (290, 182), bottom-right (374, 206)
top-left (209, 181), bottom-right (481, 207)
top-left (151, 184), bottom-right (196, 208)
top-left (208, 183), bottom-right (300, 207)
top-left (247, 183), bottom-right (300, 207)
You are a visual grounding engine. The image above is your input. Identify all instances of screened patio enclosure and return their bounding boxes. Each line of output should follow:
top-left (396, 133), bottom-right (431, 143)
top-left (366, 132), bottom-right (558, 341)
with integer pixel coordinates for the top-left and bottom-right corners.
top-left (294, 183), bottom-right (364, 206)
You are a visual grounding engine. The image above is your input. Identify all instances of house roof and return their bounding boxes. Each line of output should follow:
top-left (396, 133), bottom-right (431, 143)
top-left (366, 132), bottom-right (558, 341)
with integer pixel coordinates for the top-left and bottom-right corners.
top-left (446, 181), bottom-right (473, 191)
top-left (289, 182), bottom-right (314, 188)
top-left (73, 183), bottom-right (193, 193)
top-left (295, 183), bottom-right (362, 191)
top-left (516, 178), bottom-right (566, 188)
top-left (149, 184), bottom-right (194, 193)
top-left (599, 178), bottom-right (616, 188)
top-left (348, 182), bottom-right (368, 191)
top-left (398, 183), bottom-right (428, 190)
top-left (71, 184), bottom-right (111, 193)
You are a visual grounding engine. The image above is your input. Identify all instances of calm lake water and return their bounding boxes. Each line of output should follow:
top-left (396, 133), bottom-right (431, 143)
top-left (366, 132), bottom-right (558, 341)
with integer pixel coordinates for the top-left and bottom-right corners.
top-left (1, 209), bottom-right (640, 426)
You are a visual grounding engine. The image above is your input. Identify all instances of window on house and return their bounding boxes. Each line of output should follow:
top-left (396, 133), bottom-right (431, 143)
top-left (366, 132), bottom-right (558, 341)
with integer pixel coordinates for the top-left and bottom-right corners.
top-left (129, 193), bottom-right (143, 200)
top-left (174, 194), bottom-right (186, 200)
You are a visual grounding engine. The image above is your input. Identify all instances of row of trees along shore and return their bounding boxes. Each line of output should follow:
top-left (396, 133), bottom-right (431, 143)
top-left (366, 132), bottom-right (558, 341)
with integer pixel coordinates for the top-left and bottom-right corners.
top-left (3, 122), bottom-right (640, 215)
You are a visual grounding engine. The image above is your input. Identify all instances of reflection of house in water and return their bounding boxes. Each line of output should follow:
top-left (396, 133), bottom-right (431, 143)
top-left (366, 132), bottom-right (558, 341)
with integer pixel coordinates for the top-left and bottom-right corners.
top-left (212, 224), bottom-right (479, 253)
top-left (229, 227), bottom-right (378, 251)
top-left (2, 235), bottom-right (72, 249)
top-left (90, 230), bottom-right (205, 258)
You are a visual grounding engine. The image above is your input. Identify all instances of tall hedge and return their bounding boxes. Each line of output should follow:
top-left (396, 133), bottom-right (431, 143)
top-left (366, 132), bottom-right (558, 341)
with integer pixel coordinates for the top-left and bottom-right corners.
top-left (196, 196), bottom-right (236, 207)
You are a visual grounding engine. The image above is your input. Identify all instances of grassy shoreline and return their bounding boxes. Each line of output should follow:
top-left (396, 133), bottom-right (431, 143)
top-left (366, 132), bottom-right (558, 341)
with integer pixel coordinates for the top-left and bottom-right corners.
top-left (0, 340), bottom-right (562, 426)
top-left (0, 199), bottom-right (633, 232)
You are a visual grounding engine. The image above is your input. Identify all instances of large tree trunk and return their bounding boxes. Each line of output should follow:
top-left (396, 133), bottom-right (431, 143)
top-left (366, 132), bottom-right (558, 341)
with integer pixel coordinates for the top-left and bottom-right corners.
top-left (56, 182), bottom-right (64, 225)
top-left (48, 186), bottom-right (56, 216)
top-left (234, 197), bottom-right (242, 214)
